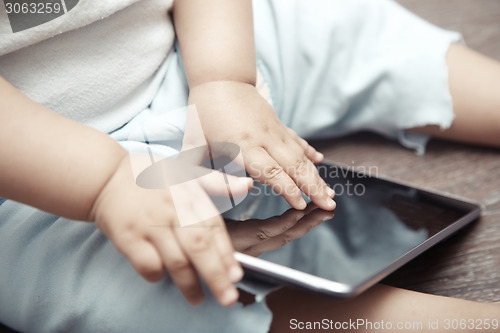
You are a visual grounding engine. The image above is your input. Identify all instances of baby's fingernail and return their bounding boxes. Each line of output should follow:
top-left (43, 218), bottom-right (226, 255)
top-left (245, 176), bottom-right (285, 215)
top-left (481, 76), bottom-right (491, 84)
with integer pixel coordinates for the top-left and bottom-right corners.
top-left (229, 265), bottom-right (244, 282)
top-left (326, 187), bottom-right (335, 197)
top-left (322, 214), bottom-right (333, 222)
top-left (221, 288), bottom-right (238, 307)
top-left (295, 211), bottom-right (307, 222)
top-left (316, 152), bottom-right (324, 160)
top-left (325, 198), bottom-right (336, 210)
top-left (298, 198), bottom-right (307, 210)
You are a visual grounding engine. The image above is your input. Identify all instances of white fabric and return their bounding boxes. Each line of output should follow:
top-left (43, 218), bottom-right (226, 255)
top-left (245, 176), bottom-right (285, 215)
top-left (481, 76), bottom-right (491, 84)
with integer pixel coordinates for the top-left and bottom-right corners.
top-left (252, 0), bottom-right (461, 154)
top-left (0, 0), bottom-right (174, 133)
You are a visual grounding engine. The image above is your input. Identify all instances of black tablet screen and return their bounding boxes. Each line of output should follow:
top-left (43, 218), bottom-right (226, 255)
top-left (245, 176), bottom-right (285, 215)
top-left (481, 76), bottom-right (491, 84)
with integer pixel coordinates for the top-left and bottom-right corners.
top-left (223, 163), bottom-right (477, 289)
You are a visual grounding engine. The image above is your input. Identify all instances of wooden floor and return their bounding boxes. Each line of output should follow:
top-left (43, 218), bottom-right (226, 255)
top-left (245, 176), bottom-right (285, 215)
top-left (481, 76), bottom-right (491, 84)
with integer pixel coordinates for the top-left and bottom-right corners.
top-left (397, 0), bottom-right (500, 60)
top-left (317, 1), bottom-right (500, 302)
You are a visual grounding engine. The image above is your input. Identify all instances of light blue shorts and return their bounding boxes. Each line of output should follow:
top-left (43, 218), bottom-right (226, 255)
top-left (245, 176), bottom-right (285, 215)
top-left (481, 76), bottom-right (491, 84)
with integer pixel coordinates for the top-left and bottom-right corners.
top-left (0, 0), bottom-right (461, 332)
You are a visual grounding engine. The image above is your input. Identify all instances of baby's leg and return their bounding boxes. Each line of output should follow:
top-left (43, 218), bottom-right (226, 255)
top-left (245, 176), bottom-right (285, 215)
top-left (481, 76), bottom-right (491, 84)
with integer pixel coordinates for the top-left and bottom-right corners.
top-left (267, 284), bottom-right (500, 333)
top-left (411, 43), bottom-right (500, 147)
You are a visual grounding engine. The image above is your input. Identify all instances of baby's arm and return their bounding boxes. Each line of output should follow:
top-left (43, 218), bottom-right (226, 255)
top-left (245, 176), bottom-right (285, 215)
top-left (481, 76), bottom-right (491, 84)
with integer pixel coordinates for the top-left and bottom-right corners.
top-left (173, 0), bottom-right (256, 87)
top-left (0, 76), bottom-right (247, 307)
top-left (0, 76), bottom-right (125, 220)
top-left (174, 0), bottom-right (336, 211)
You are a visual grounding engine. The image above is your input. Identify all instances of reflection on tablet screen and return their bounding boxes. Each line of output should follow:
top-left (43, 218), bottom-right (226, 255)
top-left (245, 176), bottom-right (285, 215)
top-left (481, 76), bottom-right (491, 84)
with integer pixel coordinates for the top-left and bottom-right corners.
top-left (223, 164), bottom-right (467, 287)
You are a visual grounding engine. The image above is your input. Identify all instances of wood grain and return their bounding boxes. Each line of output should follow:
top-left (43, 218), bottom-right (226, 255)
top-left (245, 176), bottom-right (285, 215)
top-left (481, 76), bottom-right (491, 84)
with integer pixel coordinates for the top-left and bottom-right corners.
top-left (396, 0), bottom-right (500, 60)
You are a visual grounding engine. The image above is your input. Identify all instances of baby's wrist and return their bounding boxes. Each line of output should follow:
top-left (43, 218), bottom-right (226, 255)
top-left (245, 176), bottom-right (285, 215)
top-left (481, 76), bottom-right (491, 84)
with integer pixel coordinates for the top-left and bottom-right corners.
top-left (188, 80), bottom-right (259, 102)
top-left (88, 152), bottom-right (131, 222)
top-left (189, 79), bottom-right (256, 93)
top-left (188, 71), bottom-right (257, 90)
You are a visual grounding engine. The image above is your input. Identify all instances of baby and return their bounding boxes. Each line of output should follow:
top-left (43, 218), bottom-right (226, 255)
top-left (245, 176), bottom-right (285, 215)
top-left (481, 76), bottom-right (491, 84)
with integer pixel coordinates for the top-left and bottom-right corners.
top-left (0, 0), bottom-right (499, 332)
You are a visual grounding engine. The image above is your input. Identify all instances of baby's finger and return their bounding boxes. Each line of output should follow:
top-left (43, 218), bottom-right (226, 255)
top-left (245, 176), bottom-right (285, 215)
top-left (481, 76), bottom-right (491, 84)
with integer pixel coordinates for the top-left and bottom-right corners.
top-left (179, 143), bottom-right (210, 166)
top-left (244, 209), bottom-right (334, 257)
top-left (269, 142), bottom-right (335, 211)
top-left (116, 239), bottom-right (165, 282)
top-left (297, 136), bottom-right (324, 164)
top-left (175, 217), bottom-right (239, 307)
top-left (270, 133), bottom-right (334, 198)
top-left (196, 168), bottom-right (253, 197)
top-left (245, 146), bottom-right (306, 210)
top-left (226, 207), bottom-right (308, 251)
top-left (210, 220), bottom-right (244, 283)
top-left (149, 228), bottom-right (205, 306)
top-left (287, 128), bottom-right (324, 164)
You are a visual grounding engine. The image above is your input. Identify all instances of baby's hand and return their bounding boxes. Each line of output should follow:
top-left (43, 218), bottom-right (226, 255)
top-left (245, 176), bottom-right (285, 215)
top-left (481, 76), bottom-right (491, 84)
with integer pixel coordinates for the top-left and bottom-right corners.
top-left (90, 155), bottom-right (252, 307)
top-left (186, 81), bottom-right (336, 211)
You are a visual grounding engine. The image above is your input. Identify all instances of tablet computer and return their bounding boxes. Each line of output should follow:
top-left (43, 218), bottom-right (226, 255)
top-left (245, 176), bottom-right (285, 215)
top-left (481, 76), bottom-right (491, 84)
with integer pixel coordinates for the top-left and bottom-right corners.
top-left (223, 162), bottom-right (481, 298)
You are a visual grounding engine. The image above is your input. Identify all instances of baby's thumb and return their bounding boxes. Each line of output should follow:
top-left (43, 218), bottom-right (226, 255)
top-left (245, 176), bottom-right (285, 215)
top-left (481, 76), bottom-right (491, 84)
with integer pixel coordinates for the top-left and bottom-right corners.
top-left (179, 142), bottom-right (210, 166)
top-left (197, 169), bottom-right (253, 198)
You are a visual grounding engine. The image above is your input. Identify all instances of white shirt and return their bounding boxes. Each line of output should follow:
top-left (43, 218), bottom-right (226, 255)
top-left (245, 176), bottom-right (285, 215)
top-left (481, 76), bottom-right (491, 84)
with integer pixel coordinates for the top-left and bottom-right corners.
top-left (0, 0), bottom-right (175, 133)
